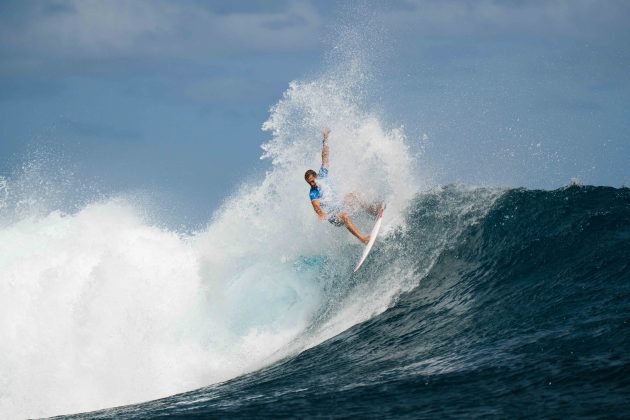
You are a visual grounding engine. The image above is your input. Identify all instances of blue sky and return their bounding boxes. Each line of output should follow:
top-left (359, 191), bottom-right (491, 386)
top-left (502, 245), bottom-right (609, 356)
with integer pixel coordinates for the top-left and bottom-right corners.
top-left (1, 0), bottom-right (629, 226)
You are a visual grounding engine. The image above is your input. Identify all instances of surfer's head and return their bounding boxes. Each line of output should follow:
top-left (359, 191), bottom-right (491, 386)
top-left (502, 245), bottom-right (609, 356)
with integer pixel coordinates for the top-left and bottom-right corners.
top-left (304, 169), bottom-right (317, 187)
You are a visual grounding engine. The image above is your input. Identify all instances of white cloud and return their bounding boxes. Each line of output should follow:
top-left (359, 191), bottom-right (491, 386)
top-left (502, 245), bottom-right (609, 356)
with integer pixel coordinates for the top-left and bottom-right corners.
top-left (1, 0), bottom-right (323, 60)
top-left (4, 0), bottom-right (627, 69)
top-left (383, 0), bottom-right (630, 38)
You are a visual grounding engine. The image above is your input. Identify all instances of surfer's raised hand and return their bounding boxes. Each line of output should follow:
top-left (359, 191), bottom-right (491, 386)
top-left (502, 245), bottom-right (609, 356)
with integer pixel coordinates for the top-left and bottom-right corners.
top-left (321, 129), bottom-right (330, 168)
top-left (322, 127), bottom-right (331, 141)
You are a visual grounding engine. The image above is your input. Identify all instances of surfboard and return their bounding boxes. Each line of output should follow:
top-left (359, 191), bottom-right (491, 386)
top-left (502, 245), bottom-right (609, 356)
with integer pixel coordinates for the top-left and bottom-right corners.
top-left (354, 204), bottom-right (386, 272)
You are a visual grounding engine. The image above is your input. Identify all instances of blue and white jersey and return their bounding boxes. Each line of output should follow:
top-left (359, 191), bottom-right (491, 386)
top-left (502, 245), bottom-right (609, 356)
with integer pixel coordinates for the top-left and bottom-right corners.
top-left (308, 166), bottom-right (338, 212)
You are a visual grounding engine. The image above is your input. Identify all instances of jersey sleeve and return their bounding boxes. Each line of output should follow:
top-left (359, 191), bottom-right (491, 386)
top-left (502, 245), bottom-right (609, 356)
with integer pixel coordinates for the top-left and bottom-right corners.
top-left (309, 188), bottom-right (320, 201)
top-left (318, 166), bottom-right (328, 179)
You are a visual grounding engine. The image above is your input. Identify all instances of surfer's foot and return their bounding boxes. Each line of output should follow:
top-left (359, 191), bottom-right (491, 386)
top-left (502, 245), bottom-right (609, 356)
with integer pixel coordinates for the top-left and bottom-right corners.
top-left (361, 235), bottom-right (370, 245)
top-left (368, 202), bottom-right (384, 217)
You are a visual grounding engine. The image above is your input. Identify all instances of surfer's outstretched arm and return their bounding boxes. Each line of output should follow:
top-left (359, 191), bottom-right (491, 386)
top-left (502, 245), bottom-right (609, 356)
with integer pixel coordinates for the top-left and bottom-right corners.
top-left (321, 128), bottom-right (330, 168)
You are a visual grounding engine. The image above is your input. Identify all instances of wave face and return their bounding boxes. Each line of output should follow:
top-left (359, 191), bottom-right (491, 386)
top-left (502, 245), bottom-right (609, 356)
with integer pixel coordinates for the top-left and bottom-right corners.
top-left (67, 185), bottom-right (630, 418)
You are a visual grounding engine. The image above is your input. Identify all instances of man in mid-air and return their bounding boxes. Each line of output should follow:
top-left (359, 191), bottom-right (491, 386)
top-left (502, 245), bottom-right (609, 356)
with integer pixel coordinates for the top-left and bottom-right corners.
top-left (304, 128), bottom-right (381, 244)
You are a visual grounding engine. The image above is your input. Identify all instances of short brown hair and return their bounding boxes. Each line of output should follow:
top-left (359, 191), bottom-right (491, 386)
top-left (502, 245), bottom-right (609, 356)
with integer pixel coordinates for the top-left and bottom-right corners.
top-left (304, 169), bottom-right (317, 180)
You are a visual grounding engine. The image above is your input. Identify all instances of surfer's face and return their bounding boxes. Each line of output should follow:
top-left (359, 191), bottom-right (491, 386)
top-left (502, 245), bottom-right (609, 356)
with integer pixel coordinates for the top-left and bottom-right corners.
top-left (306, 175), bottom-right (317, 188)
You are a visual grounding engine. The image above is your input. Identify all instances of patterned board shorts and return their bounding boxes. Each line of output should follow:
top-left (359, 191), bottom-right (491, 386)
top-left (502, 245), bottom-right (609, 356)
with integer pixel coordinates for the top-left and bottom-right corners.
top-left (326, 204), bottom-right (344, 227)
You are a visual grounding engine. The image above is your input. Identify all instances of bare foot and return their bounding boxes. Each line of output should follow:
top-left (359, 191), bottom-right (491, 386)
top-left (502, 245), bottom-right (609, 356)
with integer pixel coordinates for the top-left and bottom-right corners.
top-left (369, 202), bottom-right (383, 217)
top-left (361, 235), bottom-right (370, 245)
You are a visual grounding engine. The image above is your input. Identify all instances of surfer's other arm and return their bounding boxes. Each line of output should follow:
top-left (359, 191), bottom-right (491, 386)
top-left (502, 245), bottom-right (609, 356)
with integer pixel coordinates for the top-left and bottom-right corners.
top-left (311, 199), bottom-right (326, 220)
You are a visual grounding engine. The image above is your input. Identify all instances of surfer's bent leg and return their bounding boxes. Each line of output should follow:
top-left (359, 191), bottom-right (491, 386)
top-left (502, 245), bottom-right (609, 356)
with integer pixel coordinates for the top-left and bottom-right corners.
top-left (335, 212), bottom-right (369, 245)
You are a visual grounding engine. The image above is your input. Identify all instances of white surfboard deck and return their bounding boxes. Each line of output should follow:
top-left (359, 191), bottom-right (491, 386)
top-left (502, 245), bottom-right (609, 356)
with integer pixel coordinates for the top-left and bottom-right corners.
top-left (354, 204), bottom-right (386, 272)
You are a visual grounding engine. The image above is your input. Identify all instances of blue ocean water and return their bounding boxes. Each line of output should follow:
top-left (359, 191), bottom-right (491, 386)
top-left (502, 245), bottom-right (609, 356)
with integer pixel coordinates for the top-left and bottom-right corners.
top-left (2, 46), bottom-right (628, 419)
top-left (58, 185), bottom-right (630, 418)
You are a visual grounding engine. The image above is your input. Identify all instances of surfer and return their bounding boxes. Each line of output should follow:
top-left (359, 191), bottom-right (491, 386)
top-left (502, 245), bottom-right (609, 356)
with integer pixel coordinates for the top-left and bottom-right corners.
top-left (304, 128), bottom-right (381, 244)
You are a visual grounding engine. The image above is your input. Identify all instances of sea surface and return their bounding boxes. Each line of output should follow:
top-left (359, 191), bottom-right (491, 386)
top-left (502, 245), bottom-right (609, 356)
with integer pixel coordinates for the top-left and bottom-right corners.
top-left (1, 53), bottom-right (629, 419)
top-left (52, 185), bottom-right (630, 418)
